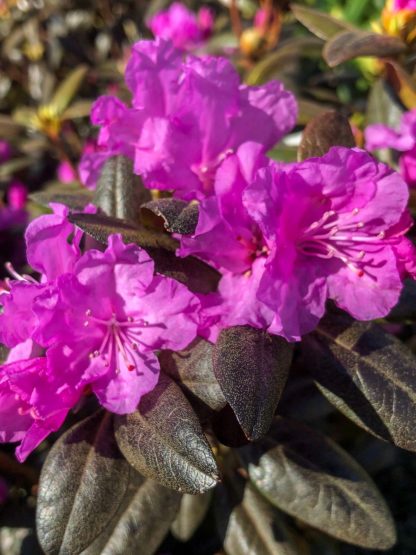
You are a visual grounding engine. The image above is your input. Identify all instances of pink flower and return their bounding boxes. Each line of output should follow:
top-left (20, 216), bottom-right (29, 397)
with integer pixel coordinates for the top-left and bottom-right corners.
top-left (182, 147), bottom-right (415, 341)
top-left (243, 147), bottom-right (415, 340)
top-left (0, 357), bottom-right (75, 462)
top-left (365, 109), bottom-right (416, 187)
top-left (391, 0), bottom-right (416, 11)
top-left (0, 141), bottom-right (11, 163)
top-left (254, 8), bottom-right (268, 28)
top-left (57, 161), bottom-right (77, 183)
top-left (0, 181), bottom-right (27, 232)
top-left (82, 39), bottom-right (297, 198)
top-left (34, 235), bottom-right (200, 414)
top-left (148, 3), bottom-right (214, 51)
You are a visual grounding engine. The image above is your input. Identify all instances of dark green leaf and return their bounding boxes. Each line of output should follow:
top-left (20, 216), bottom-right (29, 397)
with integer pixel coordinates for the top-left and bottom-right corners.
top-left (291, 3), bottom-right (355, 40)
top-left (114, 374), bottom-right (220, 494)
top-left (141, 198), bottom-right (199, 235)
top-left (213, 326), bottom-right (293, 441)
top-left (160, 338), bottom-right (227, 412)
top-left (304, 309), bottom-right (416, 452)
top-left (239, 417), bottom-right (397, 550)
top-left (94, 156), bottom-right (151, 225)
top-left (37, 412), bottom-right (130, 555)
top-left (323, 31), bottom-right (406, 68)
top-left (68, 212), bottom-right (178, 252)
top-left (298, 111), bottom-right (355, 161)
top-left (215, 474), bottom-right (302, 555)
top-left (171, 491), bottom-right (213, 542)
top-left (81, 470), bottom-right (181, 555)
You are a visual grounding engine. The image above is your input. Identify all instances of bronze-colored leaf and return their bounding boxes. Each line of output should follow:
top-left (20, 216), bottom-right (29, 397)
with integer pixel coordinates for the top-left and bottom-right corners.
top-left (171, 491), bottom-right (213, 542)
top-left (37, 412), bottom-right (130, 555)
top-left (304, 308), bottom-right (416, 452)
top-left (114, 374), bottom-right (220, 494)
top-left (298, 110), bottom-right (355, 160)
top-left (239, 417), bottom-right (397, 550)
top-left (30, 189), bottom-right (93, 212)
top-left (94, 156), bottom-right (151, 225)
top-left (160, 338), bottom-right (227, 411)
top-left (213, 326), bottom-right (293, 441)
top-left (323, 31), bottom-right (406, 68)
top-left (68, 212), bottom-right (178, 252)
top-left (215, 474), bottom-right (303, 555)
top-left (81, 470), bottom-right (181, 555)
top-left (385, 61), bottom-right (416, 110)
top-left (141, 198), bottom-right (199, 235)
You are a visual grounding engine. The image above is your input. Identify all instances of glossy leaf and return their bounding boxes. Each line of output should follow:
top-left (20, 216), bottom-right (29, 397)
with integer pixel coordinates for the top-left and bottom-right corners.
top-left (141, 198), bottom-right (199, 235)
top-left (114, 374), bottom-right (220, 494)
top-left (68, 212), bottom-right (178, 252)
top-left (215, 475), bottom-right (302, 555)
top-left (37, 412), bottom-right (130, 555)
top-left (171, 491), bottom-right (213, 542)
top-left (81, 471), bottom-right (181, 555)
top-left (160, 338), bottom-right (227, 411)
top-left (291, 3), bottom-right (355, 40)
top-left (298, 110), bottom-right (355, 161)
top-left (304, 309), bottom-right (416, 452)
top-left (213, 326), bottom-right (293, 441)
top-left (239, 417), bottom-right (397, 550)
top-left (94, 155), bottom-right (151, 225)
top-left (323, 31), bottom-right (406, 68)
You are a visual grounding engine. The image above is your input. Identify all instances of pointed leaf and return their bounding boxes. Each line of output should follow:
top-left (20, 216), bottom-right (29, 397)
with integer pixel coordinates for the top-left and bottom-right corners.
top-left (30, 188), bottom-right (93, 212)
top-left (36, 412), bottom-right (130, 555)
top-left (215, 475), bottom-right (302, 555)
top-left (213, 326), bottom-right (293, 441)
top-left (49, 65), bottom-right (87, 115)
top-left (141, 198), bottom-right (199, 235)
top-left (239, 417), bottom-right (397, 550)
top-left (114, 374), bottom-right (220, 494)
top-left (298, 111), bottom-right (355, 161)
top-left (160, 338), bottom-right (226, 411)
top-left (62, 100), bottom-right (93, 120)
top-left (171, 491), bottom-right (213, 542)
top-left (303, 309), bottom-right (416, 452)
top-left (291, 4), bottom-right (355, 40)
top-left (94, 155), bottom-right (151, 225)
top-left (68, 212), bottom-right (178, 251)
top-left (323, 31), bottom-right (406, 68)
top-left (81, 471), bottom-right (181, 555)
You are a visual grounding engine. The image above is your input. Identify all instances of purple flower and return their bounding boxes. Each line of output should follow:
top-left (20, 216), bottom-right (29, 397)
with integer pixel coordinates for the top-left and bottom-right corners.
top-left (0, 203), bottom-right (200, 458)
top-left (365, 109), bottom-right (416, 187)
top-left (148, 3), bottom-right (214, 51)
top-left (183, 147), bottom-right (415, 341)
top-left (0, 181), bottom-right (27, 232)
top-left (391, 0), bottom-right (416, 11)
top-left (82, 39), bottom-right (297, 199)
top-left (34, 235), bottom-right (200, 414)
top-left (243, 147), bottom-right (415, 340)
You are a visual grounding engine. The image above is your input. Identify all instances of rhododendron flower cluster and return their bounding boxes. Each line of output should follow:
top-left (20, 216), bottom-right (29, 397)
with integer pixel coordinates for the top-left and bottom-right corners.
top-left (182, 146), bottom-right (416, 341)
top-left (147, 2), bottom-right (214, 51)
top-left (80, 39), bottom-right (297, 199)
top-left (2, 37), bottom-right (416, 465)
top-left (0, 205), bottom-right (199, 461)
top-left (365, 109), bottom-right (416, 187)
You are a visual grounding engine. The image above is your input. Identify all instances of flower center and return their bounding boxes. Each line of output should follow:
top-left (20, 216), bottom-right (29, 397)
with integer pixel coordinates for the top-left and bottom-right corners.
top-left (83, 310), bottom-right (149, 374)
top-left (297, 208), bottom-right (386, 277)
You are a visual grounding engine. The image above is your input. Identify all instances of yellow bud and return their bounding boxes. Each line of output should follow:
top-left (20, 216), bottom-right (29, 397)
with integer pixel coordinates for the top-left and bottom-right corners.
top-left (240, 27), bottom-right (267, 58)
